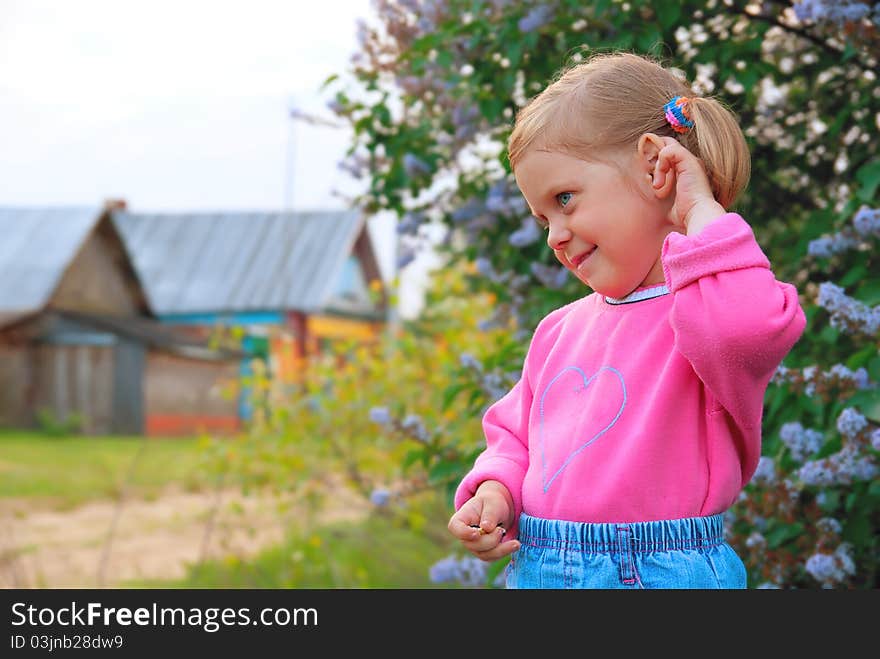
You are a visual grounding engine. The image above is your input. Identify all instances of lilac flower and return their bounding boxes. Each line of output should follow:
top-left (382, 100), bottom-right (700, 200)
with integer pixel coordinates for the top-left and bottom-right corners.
top-left (817, 282), bottom-right (880, 336)
top-left (751, 456), bottom-right (777, 486)
top-left (396, 212), bottom-right (426, 235)
top-left (485, 180), bottom-right (511, 213)
top-left (852, 206), bottom-right (880, 237)
top-left (805, 544), bottom-right (855, 587)
top-left (401, 413), bottom-right (430, 443)
top-left (807, 233), bottom-right (859, 257)
top-left (429, 554), bottom-right (488, 586)
top-left (370, 488), bottom-right (391, 507)
top-left (836, 407), bottom-right (868, 439)
top-left (851, 456), bottom-right (877, 481)
top-left (816, 517), bottom-right (842, 535)
top-left (798, 459), bottom-right (836, 487)
top-left (459, 353), bottom-right (482, 371)
top-left (397, 247), bottom-right (417, 269)
top-left (794, 0), bottom-right (871, 25)
top-left (403, 153), bottom-right (432, 177)
top-left (369, 406), bottom-right (392, 425)
top-left (745, 532), bottom-right (767, 550)
top-left (518, 5), bottom-right (555, 32)
top-left (871, 428), bottom-right (880, 451)
top-left (799, 446), bottom-right (876, 486)
top-left (451, 198), bottom-right (484, 224)
top-left (829, 364), bottom-right (870, 390)
top-left (780, 422), bottom-right (824, 462)
top-left (508, 216), bottom-right (543, 247)
top-left (530, 262), bottom-right (569, 289)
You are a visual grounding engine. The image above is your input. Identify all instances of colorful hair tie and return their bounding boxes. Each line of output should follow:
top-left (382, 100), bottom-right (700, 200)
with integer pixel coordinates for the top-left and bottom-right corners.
top-left (663, 96), bottom-right (694, 133)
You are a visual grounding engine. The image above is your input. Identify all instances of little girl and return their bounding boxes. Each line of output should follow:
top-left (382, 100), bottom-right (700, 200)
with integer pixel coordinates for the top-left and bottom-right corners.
top-left (447, 52), bottom-right (807, 588)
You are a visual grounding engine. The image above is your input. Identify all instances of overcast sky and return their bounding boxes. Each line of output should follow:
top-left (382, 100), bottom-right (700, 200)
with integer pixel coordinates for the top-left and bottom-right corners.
top-left (0, 0), bottom-right (422, 294)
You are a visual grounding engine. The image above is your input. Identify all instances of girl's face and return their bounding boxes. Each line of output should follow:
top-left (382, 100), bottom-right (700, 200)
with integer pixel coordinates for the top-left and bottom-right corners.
top-left (514, 147), bottom-right (675, 299)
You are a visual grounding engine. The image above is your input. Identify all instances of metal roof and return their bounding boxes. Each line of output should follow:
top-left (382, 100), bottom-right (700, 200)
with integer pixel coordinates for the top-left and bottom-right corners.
top-left (112, 209), bottom-right (366, 315)
top-left (0, 206), bottom-right (103, 314)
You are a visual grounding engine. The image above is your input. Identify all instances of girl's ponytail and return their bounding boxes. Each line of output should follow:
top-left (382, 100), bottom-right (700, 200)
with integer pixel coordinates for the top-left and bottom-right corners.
top-left (681, 97), bottom-right (751, 209)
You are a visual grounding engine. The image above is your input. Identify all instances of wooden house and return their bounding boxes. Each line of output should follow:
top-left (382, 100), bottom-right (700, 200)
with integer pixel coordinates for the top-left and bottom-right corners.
top-left (110, 204), bottom-right (389, 425)
top-left (0, 206), bottom-right (242, 436)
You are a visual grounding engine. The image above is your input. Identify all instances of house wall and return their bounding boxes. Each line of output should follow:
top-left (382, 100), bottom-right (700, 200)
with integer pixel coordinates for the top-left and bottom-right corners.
top-left (0, 345), bottom-right (34, 428)
top-left (49, 222), bottom-right (142, 316)
top-left (32, 344), bottom-right (116, 434)
top-left (144, 353), bottom-right (240, 436)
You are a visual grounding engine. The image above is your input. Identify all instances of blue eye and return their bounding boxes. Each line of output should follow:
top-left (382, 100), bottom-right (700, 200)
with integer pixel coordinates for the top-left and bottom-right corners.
top-left (556, 192), bottom-right (572, 207)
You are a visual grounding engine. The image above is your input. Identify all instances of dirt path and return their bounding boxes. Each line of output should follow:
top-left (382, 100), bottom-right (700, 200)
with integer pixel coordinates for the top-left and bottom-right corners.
top-left (0, 485), bottom-right (369, 588)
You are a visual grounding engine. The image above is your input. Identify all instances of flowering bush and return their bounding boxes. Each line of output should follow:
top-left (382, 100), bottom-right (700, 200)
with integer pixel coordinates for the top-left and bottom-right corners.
top-left (320, 0), bottom-right (879, 588)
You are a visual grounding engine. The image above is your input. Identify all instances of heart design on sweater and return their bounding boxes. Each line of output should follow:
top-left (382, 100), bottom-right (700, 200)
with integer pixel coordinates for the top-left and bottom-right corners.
top-left (539, 365), bottom-right (627, 492)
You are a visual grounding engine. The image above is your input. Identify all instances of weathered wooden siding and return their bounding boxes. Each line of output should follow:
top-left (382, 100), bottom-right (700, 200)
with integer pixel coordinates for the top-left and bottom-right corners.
top-left (32, 344), bottom-right (115, 434)
top-left (0, 345), bottom-right (34, 427)
top-left (49, 222), bottom-right (143, 316)
top-left (112, 338), bottom-right (145, 435)
top-left (144, 353), bottom-right (240, 436)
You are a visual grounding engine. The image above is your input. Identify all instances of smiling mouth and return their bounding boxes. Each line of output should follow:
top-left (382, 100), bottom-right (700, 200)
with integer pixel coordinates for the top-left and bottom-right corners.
top-left (570, 247), bottom-right (596, 268)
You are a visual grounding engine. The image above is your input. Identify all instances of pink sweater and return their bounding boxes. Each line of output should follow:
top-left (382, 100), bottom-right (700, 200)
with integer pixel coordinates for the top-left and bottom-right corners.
top-left (454, 213), bottom-right (806, 537)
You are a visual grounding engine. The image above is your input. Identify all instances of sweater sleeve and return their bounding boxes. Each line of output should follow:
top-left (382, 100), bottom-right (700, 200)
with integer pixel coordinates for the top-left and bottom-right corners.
top-left (452, 304), bottom-right (571, 537)
top-left (661, 213), bottom-right (806, 476)
top-left (453, 375), bottom-right (531, 534)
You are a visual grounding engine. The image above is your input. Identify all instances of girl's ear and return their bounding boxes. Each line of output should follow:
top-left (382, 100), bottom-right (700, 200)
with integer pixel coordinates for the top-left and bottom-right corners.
top-left (637, 133), bottom-right (665, 172)
top-left (636, 133), bottom-right (670, 200)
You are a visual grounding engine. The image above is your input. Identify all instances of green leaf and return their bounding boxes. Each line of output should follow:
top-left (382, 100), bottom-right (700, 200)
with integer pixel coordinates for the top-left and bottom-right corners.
top-left (486, 555), bottom-right (510, 587)
top-left (428, 459), bottom-right (466, 484)
top-left (659, 4), bottom-right (682, 30)
top-left (855, 160), bottom-right (880, 201)
top-left (839, 264), bottom-right (867, 288)
top-left (764, 523), bottom-right (805, 549)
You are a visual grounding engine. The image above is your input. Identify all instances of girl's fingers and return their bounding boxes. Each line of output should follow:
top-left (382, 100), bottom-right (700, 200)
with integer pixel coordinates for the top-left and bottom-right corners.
top-left (448, 515), bottom-right (483, 541)
top-left (475, 539), bottom-right (521, 562)
top-left (461, 526), bottom-right (507, 552)
top-left (653, 153), bottom-right (676, 199)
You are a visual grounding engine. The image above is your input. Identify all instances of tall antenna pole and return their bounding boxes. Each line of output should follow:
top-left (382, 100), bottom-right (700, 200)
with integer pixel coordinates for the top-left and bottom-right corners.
top-left (284, 98), bottom-right (297, 211)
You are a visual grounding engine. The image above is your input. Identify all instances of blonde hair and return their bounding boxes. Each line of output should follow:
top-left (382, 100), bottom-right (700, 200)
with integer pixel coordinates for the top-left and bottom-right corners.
top-left (507, 52), bottom-right (751, 208)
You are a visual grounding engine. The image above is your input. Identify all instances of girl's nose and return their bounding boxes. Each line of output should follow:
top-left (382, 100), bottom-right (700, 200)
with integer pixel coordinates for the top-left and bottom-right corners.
top-left (546, 221), bottom-right (570, 251)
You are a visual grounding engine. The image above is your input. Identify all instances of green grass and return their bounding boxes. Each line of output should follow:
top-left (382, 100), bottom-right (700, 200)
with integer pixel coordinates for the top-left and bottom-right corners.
top-left (0, 429), bottom-right (215, 509)
top-left (127, 508), bottom-right (462, 589)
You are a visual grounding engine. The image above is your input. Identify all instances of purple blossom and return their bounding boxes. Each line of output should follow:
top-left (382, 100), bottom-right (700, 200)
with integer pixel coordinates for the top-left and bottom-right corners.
top-left (403, 152), bottom-right (432, 177)
top-left (745, 532), bottom-right (767, 550)
top-left (807, 233), bottom-right (859, 257)
top-left (459, 353), bottom-right (482, 371)
top-left (852, 206), bottom-right (880, 237)
top-left (805, 544), bottom-right (855, 587)
top-left (816, 517), bottom-right (842, 535)
top-left (799, 446), bottom-right (876, 486)
top-left (369, 406), bottom-right (392, 425)
top-left (518, 5), bottom-right (555, 32)
top-left (530, 262), bottom-right (569, 289)
top-left (751, 456), bottom-right (777, 486)
top-left (370, 488), bottom-right (391, 506)
top-left (451, 198), bottom-right (484, 224)
top-left (508, 216), bottom-right (543, 247)
top-left (429, 554), bottom-right (488, 586)
top-left (817, 282), bottom-right (880, 336)
top-left (401, 413), bottom-right (430, 443)
top-left (780, 422), bottom-right (824, 462)
top-left (836, 407), bottom-right (868, 439)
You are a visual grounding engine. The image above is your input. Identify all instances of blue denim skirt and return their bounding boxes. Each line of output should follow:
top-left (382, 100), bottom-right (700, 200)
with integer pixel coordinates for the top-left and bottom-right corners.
top-left (506, 512), bottom-right (747, 589)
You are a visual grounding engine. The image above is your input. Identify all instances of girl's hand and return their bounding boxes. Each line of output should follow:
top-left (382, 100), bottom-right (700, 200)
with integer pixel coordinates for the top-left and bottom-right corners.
top-left (651, 136), bottom-right (726, 235)
top-left (447, 480), bottom-right (520, 562)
